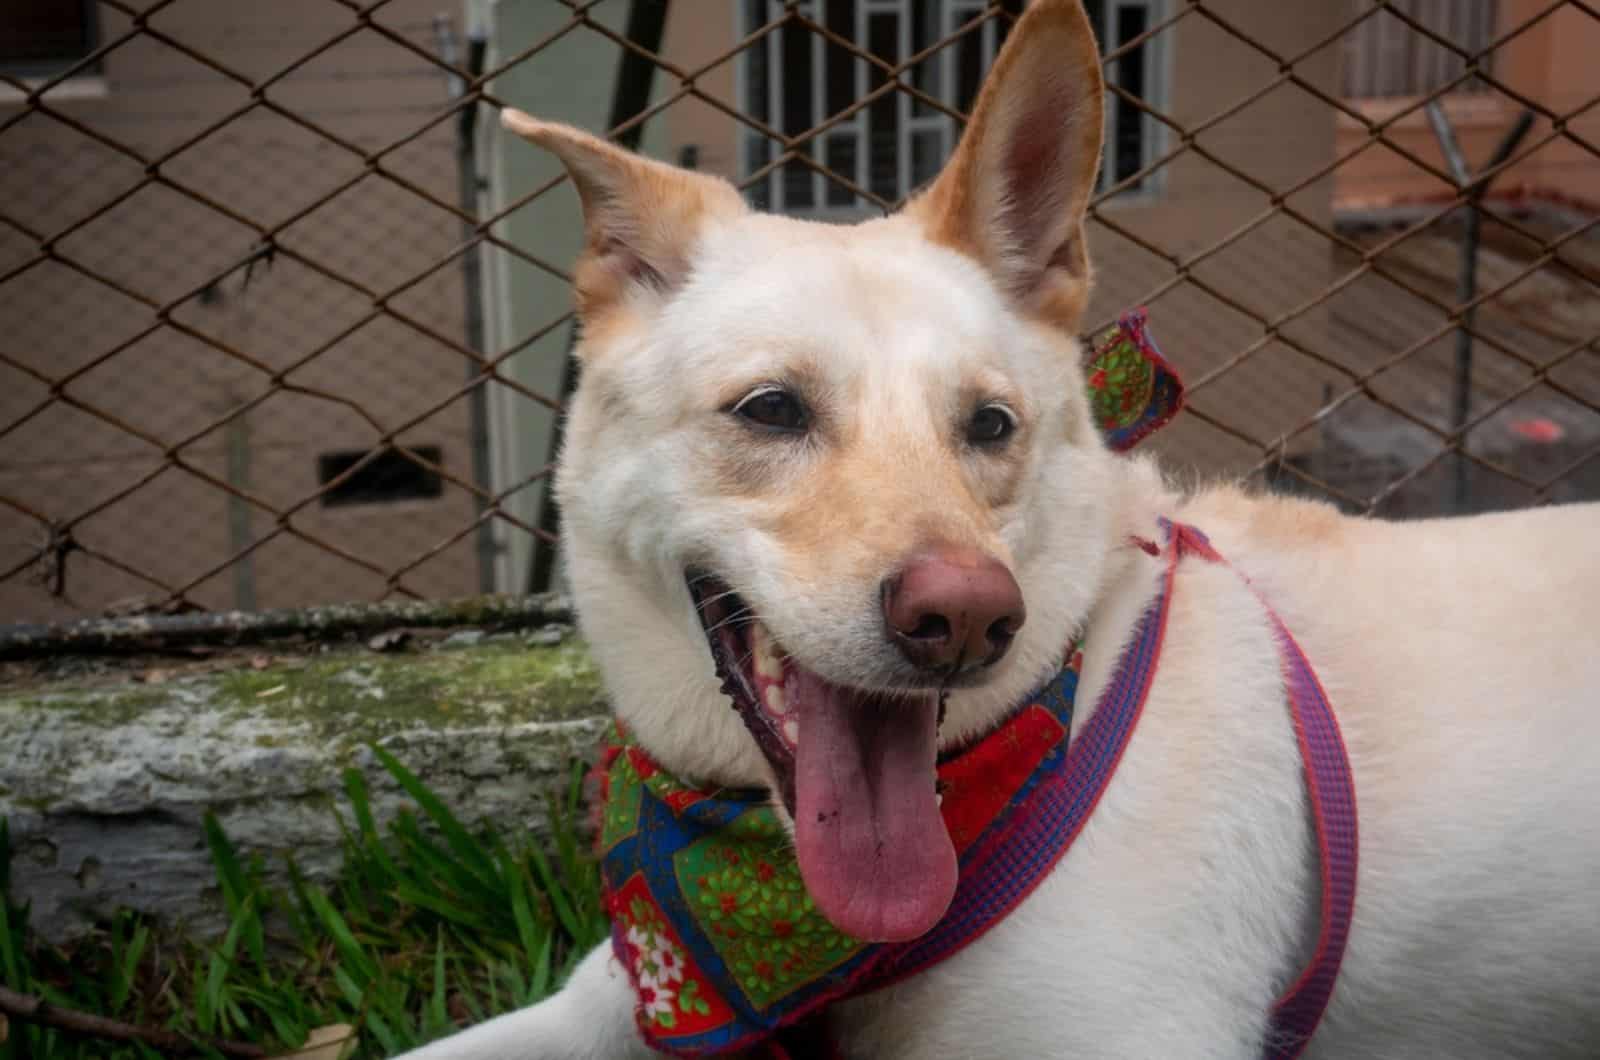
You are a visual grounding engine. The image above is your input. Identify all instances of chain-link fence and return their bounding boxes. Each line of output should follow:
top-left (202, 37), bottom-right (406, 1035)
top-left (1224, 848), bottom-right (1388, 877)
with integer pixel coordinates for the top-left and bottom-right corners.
top-left (2, 0), bottom-right (1597, 626)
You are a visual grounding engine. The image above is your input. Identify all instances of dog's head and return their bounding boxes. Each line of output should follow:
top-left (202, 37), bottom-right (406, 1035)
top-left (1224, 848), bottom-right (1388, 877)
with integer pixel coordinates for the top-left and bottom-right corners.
top-left (513, 0), bottom-right (1124, 943)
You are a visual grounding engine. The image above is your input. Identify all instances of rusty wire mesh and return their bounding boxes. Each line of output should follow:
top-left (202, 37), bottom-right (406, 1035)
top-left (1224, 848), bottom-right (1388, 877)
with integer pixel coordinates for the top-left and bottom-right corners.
top-left (1, 0), bottom-right (1597, 626)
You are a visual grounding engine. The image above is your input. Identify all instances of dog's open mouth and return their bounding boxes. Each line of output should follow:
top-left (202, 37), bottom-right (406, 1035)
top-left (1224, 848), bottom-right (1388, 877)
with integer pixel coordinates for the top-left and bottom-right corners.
top-left (690, 573), bottom-right (958, 943)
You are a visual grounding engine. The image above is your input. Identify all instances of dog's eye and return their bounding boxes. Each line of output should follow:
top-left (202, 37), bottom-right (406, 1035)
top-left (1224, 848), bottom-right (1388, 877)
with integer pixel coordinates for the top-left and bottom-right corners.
top-left (732, 386), bottom-right (809, 433)
top-left (968, 404), bottom-right (1017, 445)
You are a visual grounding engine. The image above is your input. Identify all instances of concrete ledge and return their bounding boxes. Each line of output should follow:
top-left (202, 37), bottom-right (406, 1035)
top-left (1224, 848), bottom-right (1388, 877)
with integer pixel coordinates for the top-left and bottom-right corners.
top-left (0, 625), bottom-right (610, 943)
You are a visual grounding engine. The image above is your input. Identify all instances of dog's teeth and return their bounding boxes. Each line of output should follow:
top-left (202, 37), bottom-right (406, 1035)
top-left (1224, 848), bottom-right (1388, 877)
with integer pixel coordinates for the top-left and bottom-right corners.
top-left (936, 792), bottom-right (944, 807)
top-left (783, 718), bottom-right (799, 745)
top-left (763, 683), bottom-right (787, 715)
top-left (752, 623), bottom-right (784, 680)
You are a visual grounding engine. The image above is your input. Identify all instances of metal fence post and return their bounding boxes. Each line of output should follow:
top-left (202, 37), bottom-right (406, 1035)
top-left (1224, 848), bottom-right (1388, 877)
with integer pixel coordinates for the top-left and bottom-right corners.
top-left (436, 13), bottom-right (497, 594)
top-left (1424, 101), bottom-right (1536, 512)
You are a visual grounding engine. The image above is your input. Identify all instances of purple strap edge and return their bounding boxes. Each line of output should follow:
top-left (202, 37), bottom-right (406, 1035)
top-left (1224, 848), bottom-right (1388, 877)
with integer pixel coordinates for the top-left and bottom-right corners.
top-left (1169, 521), bottom-right (1358, 1058)
top-left (1260, 611), bottom-right (1359, 1059)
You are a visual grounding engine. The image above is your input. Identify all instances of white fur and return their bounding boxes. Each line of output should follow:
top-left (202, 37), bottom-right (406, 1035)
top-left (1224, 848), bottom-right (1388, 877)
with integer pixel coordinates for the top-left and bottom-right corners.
top-left (402, 442), bottom-right (1600, 1060)
top-left (554, 215), bottom-right (1116, 789)
top-left (398, 3), bottom-right (1600, 1053)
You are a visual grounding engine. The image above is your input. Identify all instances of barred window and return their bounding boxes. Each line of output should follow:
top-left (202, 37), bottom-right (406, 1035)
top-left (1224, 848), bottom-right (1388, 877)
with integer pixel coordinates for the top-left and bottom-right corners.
top-left (0, 0), bottom-right (98, 77)
top-left (1341, 0), bottom-right (1498, 99)
top-left (739, 0), bottom-right (1166, 216)
top-left (1093, 0), bottom-right (1166, 192)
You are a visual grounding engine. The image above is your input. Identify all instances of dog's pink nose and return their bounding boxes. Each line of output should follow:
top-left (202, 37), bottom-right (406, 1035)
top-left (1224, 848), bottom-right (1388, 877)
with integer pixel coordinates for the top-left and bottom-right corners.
top-left (882, 547), bottom-right (1026, 673)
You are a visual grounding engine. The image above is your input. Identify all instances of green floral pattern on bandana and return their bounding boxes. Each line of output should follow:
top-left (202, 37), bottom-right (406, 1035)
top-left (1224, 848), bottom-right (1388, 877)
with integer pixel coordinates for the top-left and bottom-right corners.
top-left (602, 741), bottom-right (868, 1016)
top-left (676, 813), bottom-right (864, 1010)
top-left (1084, 309), bottom-right (1184, 451)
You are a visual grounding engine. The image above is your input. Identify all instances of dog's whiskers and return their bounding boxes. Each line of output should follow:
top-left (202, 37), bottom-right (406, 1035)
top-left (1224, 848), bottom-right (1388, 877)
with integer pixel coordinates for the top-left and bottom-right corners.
top-left (686, 572), bottom-right (727, 593)
top-left (692, 587), bottom-right (743, 614)
top-left (693, 590), bottom-right (763, 627)
top-left (703, 610), bottom-right (758, 638)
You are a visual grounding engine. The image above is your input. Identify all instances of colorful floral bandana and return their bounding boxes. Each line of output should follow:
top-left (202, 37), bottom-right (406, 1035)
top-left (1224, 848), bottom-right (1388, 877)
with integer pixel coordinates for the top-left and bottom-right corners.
top-left (1086, 309), bottom-right (1184, 451)
top-left (596, 647), bottom-right (1089, 1057)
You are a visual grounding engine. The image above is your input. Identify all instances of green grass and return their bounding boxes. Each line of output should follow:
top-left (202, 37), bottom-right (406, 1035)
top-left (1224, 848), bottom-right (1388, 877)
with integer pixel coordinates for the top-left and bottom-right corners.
top-left (0, 749), bottom-right (608, 1059)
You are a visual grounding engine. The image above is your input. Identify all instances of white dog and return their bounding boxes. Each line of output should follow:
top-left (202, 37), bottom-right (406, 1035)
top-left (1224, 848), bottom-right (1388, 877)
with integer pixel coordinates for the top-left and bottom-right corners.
top-left (402, 0), bottom-right (1600, 1055)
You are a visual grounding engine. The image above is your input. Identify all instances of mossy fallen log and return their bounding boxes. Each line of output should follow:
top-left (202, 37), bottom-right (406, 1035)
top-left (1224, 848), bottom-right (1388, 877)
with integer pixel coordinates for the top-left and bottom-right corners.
top-left (0, 624), bottom-right (610, 944)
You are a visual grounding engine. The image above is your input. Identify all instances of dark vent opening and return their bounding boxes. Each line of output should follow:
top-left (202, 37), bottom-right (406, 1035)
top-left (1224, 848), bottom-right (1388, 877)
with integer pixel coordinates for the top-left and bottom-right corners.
top-left (0, 0), bottom-right (98, 76)
top-left (318, 446), bottom-right (443, 508)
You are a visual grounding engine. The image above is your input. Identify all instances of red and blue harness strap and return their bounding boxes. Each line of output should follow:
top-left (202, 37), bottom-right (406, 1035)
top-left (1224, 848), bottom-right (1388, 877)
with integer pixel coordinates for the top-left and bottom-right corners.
top-left (1165, 520), bottom-right (1359, 1059)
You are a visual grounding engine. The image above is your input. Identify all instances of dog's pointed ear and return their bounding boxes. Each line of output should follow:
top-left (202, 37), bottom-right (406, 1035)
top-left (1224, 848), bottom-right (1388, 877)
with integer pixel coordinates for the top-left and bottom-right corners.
top-left (501, 109), bottom-right (747, 326)
top-left (908, 0), bottom-right (1104, 328)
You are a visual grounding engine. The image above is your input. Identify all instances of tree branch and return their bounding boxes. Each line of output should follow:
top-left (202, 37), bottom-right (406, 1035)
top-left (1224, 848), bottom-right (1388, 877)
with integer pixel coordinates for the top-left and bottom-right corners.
top-left (0, 985), bottom-right (268, 1058)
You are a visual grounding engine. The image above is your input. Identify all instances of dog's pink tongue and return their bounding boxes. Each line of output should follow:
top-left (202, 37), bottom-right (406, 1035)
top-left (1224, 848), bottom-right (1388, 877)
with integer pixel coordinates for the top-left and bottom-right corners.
top-left (792, 670), bottom-right (956, 942)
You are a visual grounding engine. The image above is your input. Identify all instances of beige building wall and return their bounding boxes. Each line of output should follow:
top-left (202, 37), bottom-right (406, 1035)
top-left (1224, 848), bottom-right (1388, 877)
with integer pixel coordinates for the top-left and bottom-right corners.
top-left (657, 4), bottom-right (742, 180)
top-left (1085, 0), bottom-right (1347, 474)
top-left (0, 0), bottom-right (480, 622)
top-left (1333, 0), bottom-right (1600, 210)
